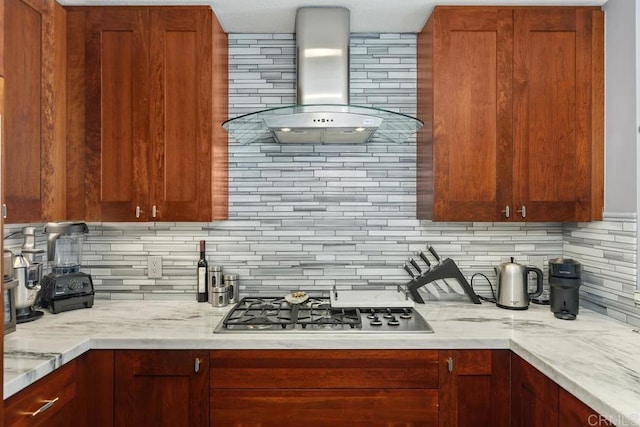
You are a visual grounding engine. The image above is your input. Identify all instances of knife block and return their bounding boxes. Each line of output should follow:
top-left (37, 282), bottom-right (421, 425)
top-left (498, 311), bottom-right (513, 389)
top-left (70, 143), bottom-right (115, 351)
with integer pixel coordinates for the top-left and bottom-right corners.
top-left (407, 258), bottom-right (481, 304)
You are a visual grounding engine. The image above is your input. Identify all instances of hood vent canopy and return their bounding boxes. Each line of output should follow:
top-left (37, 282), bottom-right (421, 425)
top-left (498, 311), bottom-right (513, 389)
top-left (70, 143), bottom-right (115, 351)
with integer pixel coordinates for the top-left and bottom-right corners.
top-left (223, 7), bottom-right (423, 145)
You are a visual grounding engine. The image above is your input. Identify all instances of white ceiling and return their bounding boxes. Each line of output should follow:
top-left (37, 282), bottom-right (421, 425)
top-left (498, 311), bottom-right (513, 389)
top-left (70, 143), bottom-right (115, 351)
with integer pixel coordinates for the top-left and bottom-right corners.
top-left (57, 0), bottom-right (607, 33)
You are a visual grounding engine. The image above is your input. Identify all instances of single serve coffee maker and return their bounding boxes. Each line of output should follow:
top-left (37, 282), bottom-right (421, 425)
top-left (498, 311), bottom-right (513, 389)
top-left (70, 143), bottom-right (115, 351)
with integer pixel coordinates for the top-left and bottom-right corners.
top-left (549, 258), bottom-right (581, 320)
top-left (39, 222), bottom-right (95, 313)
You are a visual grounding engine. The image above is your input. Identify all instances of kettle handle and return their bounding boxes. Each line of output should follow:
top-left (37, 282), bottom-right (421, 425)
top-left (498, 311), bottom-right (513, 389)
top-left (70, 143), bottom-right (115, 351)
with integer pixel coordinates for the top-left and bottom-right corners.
top-left (526, 266), bottom-right (544, 298)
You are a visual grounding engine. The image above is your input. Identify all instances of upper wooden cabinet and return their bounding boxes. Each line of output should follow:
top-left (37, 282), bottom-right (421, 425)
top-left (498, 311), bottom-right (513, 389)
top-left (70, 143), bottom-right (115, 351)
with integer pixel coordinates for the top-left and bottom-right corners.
top-left (417, 7), bottom-right (604, 222)
top-left (66, 6), bottom-right (228, 222)
top-left (3, 0), bottom-right (67, 223)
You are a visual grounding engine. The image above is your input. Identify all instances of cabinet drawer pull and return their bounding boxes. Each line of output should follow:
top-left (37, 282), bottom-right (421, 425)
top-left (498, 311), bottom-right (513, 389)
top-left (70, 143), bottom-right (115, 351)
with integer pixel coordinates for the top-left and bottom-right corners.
top-left (447, 357), bottom-right (453, 372)
top-left (2, 203), bottom-right (6, 219)
top-left (501, 205), bottom-right (510, 218)
top-left (517, 205), bottom-right (527, 218)
top-left (30, 397), bottom-right (59, 417)
top-left (152, 205), bottom-right (157, 218)
top-left (135, 206), bottom-right (141, 218)
top-left (195, 357), bottom-right (201, 373)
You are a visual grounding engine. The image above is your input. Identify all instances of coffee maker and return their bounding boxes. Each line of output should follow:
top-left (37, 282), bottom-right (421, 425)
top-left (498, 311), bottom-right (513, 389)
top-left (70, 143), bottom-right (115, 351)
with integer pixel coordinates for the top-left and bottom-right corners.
top-left (39, 222), bottom-right (94, 314)
top-left (549, 258), bottom-right (581, 320)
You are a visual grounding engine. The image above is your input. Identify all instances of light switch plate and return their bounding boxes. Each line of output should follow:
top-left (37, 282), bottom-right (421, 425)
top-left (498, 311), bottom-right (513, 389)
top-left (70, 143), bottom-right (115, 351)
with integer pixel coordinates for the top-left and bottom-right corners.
top-left (148, 256), bottom-right (163, 278)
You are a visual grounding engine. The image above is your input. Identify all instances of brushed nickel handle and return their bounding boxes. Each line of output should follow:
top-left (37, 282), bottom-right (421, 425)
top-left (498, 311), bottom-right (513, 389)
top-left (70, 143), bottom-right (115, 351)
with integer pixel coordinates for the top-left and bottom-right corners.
top-left (194, 357), bottom-right (201, 373)
top-left (501, 205), bottom-right (510, 218)
top-left (152, 205), bottom-right (157, 218)
top-left (2, 203), bottom-right (6, 219)
top-left (135, 206), bottom-right (141, 218)
top-left (30, 397), bottom-right (59, 417)
top-left (517, 205), bottom-right (527, 218)
top-left (447, 357), bottom-right (453, 373)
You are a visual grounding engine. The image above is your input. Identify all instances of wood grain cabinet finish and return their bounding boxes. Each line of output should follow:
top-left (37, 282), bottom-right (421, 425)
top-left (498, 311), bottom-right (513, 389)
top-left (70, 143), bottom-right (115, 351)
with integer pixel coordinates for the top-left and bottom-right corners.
top-left (3, 0), bottom-right (66, 223)
top-left (115, 350), bottom-right (209, 427)
top-left (417, 6), bottom-right (604, 222)
top-left (66, 6), bottom-right (227, 222)
top-left (4, 359), bottom-right (78, 426)
top-left (3, 350), bottom-right (114, 427)
top-left (511, 354), bottom-right (560, 427)
top-left (210, 350), bottom-right (440, 426)
top-left (511, 354), bottom-right (614, 427)
top-left (439, 350), bottom-right (511, 427)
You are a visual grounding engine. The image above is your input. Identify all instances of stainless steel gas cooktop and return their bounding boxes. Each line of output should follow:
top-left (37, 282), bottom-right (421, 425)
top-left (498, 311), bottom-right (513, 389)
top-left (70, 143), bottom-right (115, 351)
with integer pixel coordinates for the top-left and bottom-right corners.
top-left (214, 296), bottom-right (434, 334)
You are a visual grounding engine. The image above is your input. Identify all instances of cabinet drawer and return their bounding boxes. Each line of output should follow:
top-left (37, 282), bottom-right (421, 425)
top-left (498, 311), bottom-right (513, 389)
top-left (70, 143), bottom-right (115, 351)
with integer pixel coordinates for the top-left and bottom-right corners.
top-left (210, 350), bottom-right (439, 389)
top-left (211, 389), bottom-right (438, 427)
top-left (4, 360), bottom-right (77, 426)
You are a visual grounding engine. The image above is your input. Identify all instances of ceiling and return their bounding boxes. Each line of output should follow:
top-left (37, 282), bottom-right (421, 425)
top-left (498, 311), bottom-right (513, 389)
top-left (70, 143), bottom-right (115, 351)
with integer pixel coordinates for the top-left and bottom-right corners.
top-left (57, 0), bottom-right (607, 33)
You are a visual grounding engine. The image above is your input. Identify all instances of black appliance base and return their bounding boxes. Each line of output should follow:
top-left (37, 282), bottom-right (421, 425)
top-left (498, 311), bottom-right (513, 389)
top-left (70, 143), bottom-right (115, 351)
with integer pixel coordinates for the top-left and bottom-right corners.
top-left (16, 309), bottom-right (44, 323)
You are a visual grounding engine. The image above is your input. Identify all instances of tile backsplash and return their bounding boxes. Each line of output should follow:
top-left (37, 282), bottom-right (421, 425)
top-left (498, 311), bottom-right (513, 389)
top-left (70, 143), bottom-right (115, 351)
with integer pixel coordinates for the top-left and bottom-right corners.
top-left (3, 33), bottom-right (638, 325)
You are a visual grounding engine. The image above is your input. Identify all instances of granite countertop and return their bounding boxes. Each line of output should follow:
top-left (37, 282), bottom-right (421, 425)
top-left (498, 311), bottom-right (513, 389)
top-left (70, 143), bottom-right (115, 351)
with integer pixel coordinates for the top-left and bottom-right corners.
top-left (4, 300), bottom-right (640, 425)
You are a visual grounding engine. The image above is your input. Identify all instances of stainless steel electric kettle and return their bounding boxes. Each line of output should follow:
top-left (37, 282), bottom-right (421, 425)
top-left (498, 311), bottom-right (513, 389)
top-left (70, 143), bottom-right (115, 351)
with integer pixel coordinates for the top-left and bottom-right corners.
top-left (496, 257), bottom-right (543, 310)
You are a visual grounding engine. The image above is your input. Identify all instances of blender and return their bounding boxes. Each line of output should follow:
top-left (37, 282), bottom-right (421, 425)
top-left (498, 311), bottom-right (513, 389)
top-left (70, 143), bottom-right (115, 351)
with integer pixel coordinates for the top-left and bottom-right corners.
top-left (39, 222), bottom-right (95, 314)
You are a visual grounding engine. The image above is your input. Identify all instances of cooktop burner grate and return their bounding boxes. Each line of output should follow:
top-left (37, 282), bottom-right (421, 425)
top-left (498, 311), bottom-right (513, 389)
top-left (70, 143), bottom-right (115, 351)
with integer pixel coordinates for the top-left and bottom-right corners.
top-left (216, 295), bottom-right (434, 333)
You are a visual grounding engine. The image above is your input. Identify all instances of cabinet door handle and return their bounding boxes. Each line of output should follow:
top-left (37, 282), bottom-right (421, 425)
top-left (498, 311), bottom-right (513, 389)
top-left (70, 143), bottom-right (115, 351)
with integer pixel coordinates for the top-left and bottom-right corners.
top-left (501, 205), bottom-right (510, 218)
top-left (152, 205), bottom-right (157, 218)
top-left (447, 357), bottom-right (453, 372)
top-left (517, 205), bottom-right (527, 218)
top-left (194, 357), bottom-right (201, 373)
top-left (30, 397), bottom-right (59, 417)
top-left (135, 206), bottom-right (141, 218)
top-left (2, 203), bottom-right (6, 219)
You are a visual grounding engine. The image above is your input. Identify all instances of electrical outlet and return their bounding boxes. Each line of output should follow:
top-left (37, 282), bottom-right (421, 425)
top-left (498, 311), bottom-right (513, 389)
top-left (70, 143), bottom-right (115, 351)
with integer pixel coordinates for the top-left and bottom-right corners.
top-left (148, 256), bottom-right (163, 278)
top-left (634, 291), bottom-right (640, 306)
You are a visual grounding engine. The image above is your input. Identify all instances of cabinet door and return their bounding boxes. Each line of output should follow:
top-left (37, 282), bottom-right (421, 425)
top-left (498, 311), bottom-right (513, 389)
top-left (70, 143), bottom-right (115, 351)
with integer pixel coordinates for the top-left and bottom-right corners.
top-left (513, 8), bottom-right (603, 222)
top-left (558, 387), bottom-right (613, 426)
top-left (429, 8), bottom-right (513, 221)
top-left (84, 8), bottom-right (150, 221)
top-left (439, 350), bottom-right (510, 427)
top-left (511, 354), bottom-right (559, 427)
top-left (115, 350), bottom-right (209, 427)
top-left (210, 349), bottom-right (439, 427)
top-left (4, 360), bottom-right (78, 426)
top-left (4, 0), bottom-right (50, 223)
top-left (149, 8), bottom-right (212, 221)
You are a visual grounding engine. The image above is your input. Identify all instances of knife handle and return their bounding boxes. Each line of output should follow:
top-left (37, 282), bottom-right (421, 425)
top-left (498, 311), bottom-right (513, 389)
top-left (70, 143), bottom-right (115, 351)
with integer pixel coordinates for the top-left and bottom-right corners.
top-left (418, 251), bottom-right (431, 268)
top-left (408, 257), bottom-right (422, 275)
top-left (403, 263), bottom-right (416, 279)
top-left (427, 245), bottom-right (441, 264)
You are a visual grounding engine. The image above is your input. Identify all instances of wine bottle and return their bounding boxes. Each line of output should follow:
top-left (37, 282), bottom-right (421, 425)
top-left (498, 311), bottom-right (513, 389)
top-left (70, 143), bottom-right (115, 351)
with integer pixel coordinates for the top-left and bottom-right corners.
top-left (197, 240), bottom-right (208, 302)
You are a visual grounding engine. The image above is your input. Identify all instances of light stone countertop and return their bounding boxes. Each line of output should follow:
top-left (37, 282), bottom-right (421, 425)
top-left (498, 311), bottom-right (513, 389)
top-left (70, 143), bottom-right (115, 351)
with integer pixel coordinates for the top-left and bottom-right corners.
top-left (4, 300), bottom-right (640, 425)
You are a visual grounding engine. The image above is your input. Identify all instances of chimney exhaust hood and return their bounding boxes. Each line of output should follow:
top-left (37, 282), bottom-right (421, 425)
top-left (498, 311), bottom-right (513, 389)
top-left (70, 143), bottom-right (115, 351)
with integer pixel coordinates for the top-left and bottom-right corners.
top-left (222, 7), bottom-right (423, 145)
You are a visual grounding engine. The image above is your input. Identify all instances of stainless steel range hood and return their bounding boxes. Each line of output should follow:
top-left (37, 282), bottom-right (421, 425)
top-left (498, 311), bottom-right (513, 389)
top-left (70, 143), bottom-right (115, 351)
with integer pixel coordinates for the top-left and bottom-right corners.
top-left (222, 7), bottom-right (423, 145)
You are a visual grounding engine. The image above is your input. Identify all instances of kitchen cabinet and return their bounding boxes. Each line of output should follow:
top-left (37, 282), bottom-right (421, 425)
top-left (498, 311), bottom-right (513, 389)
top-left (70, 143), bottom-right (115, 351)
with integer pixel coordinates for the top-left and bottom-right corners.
top-left (511, 354), bottom-right (613, 426)
top-left (4, 359), bottom-right (78, 426)
top-left (210, 349), bottom-right (439, 426)
top-left (417, 6), bottom-right (604, 222)
top-left (3, 0), bottom-right (67, 223)
top-left (439, 350), bottom-right (510, 427)
top-left (114, 350), bottom-right (209, 427)
top-left (3, 350), bottom-right (114, 426)
top-left (66, 6), bottom-right (228, 222)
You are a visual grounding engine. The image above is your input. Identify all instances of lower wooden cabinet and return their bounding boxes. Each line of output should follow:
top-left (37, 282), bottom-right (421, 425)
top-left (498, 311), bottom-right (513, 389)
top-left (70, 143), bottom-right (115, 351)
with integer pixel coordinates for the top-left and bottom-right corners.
top-left (4, 359), bottom-right (78, 426)
top-left (210, 349), bottom-right (439, 426)
top-left (511, 354), bottom-right (614, 427)
top-left (114, 350), bottom-right (209, 427)
top-left (3, 350), bottom-right (114, 427)
top-left (439, 350), bottom-right (511, 427)
top-left (2, 349), bottom-right (616, 427)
